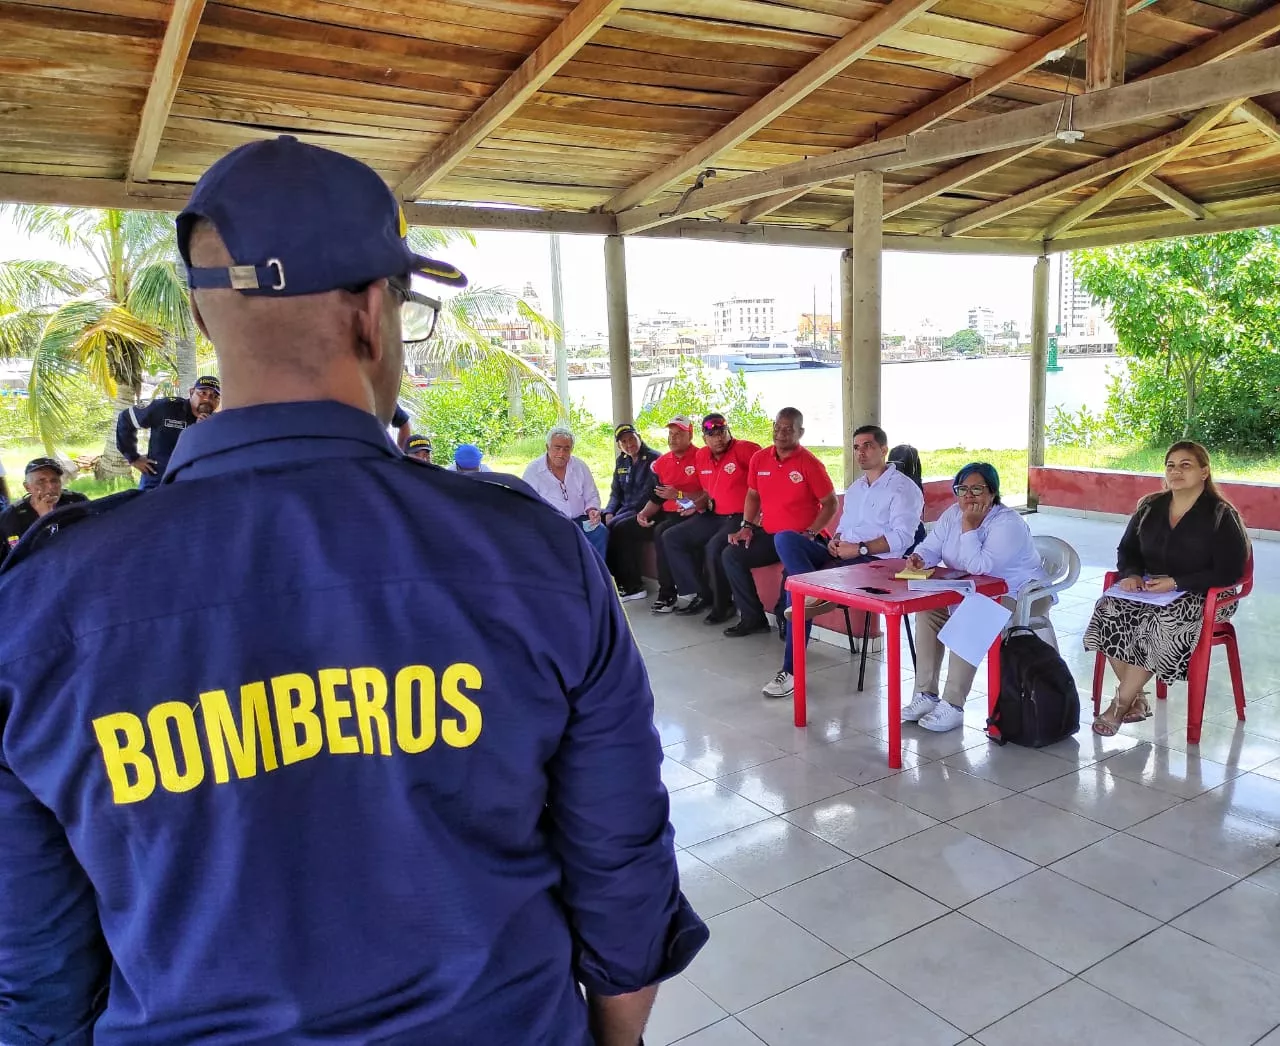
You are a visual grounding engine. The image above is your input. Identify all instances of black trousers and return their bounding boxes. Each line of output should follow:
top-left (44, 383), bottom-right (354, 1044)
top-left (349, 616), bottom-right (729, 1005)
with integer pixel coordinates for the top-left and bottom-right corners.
top-left (663, 513), bottom-right (740, 607)
top-left (605, 511), bottom-right (677, 591)
top-left (721, 529), bottom-right (781, 627)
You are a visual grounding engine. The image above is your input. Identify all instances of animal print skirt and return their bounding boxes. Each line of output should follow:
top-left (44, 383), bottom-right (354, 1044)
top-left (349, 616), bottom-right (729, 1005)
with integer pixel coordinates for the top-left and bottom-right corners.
top-left (1083, 592), bottom-right (1237, 682)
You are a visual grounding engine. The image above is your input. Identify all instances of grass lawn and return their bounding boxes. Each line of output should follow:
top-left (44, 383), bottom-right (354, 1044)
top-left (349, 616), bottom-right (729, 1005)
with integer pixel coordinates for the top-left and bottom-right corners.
top-left (6, 435), bottom-right (1280, 503)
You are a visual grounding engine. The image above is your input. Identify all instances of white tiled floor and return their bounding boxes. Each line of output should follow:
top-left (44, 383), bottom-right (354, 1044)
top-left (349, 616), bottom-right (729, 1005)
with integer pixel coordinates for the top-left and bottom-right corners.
top-left (633, 513), bottom-right (1280, 1046)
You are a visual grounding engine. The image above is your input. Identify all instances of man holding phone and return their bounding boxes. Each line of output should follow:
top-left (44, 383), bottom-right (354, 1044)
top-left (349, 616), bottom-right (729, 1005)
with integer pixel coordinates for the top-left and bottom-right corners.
top-left (637, 416), bottom-right (705, 613)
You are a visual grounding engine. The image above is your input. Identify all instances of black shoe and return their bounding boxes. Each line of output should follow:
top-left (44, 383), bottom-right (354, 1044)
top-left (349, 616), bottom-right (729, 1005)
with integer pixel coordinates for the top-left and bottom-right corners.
top-left (675, 595), bottom-right (711, 616)
top-left (704, 607), bottom-right (735, 625)
top-left (650, 595), bottom-right (678, 614)
top-left (724, 619), bottom-right (772, 638)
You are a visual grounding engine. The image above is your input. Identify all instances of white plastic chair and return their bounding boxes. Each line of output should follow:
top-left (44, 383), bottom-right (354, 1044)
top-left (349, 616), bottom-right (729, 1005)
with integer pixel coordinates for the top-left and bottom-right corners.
top-left (1010, 535), bottom-right (1081, 648)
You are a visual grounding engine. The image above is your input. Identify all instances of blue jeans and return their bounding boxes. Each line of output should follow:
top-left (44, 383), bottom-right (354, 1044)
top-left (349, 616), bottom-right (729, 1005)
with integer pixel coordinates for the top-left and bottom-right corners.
top-left (575, 515), bottom-right (609, 558)
top-left (774, 530), bottom-right (872, 674)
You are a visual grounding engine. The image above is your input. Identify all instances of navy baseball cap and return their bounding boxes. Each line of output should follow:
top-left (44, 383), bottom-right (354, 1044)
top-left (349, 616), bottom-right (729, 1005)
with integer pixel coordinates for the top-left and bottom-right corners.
top-left (614, 424), bottom-right (638, 441)
top-left (177, 136), bottom-right (468, 297)
top-left (192, 375), bottom-right (220, 393)
top-left (702, 413), bottom-right (728, 433)
top-left (406, 434), bottom-right (432, 455)
top-left (25, 457), bottom-right (62, 476)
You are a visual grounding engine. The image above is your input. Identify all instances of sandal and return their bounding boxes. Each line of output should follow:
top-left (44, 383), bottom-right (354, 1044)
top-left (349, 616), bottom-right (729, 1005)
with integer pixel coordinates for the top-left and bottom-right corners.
top-left (1093, 689), bottom-right (1147, 736)
top-left (1122, 691), bottom-right (1152, 723)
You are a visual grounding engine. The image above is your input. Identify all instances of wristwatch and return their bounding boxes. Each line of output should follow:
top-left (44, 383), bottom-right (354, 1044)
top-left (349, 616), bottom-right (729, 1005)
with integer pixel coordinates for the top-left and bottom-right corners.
top-left (858, 542), bottom-right (870, 557)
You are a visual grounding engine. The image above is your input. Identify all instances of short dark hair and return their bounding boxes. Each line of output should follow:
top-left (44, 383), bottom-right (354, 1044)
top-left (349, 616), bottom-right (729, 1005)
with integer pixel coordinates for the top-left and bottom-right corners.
top-left (777, 407), bottom-right (804, 427)
top-left (853, 424), bottom-right (887, 447)
top-left (953, 461), bottom-right (1002, 504)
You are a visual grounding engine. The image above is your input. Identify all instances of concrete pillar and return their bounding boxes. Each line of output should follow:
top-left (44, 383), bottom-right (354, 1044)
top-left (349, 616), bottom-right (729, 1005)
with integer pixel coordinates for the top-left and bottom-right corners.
top-left (839, 247), bottom-right (855, 484)
top-left (549, 233), bottom-right (569, 419)
top-left (604, 234), bottom-right (633, 425)
top-left (1028, 254), bottom-right (1050, 508)
top-left (851, 170), bottom-right (883, 436)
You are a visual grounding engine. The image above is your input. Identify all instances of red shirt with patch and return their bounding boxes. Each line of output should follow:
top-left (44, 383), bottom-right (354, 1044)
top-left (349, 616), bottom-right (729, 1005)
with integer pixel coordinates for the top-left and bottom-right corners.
top-left (651, 447), bottom-right (703, 512)
top-left (696, 439), bottom-right (761, 516)
top-left (748, 445), bottom-right (835, 534)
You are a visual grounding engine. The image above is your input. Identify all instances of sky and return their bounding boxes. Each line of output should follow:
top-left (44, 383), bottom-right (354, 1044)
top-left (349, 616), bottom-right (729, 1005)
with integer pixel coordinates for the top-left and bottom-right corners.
top-left (0, 215), bottom-right (1037, 337)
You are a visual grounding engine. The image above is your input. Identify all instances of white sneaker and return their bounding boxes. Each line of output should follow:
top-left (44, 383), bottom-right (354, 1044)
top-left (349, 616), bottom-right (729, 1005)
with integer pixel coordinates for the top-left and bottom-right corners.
top-left (901, 691), bottom-right (939, 722)
top-left (919, 700), bottom-right (965, 732)
top-left (762, 670), bottom-right (795, 698)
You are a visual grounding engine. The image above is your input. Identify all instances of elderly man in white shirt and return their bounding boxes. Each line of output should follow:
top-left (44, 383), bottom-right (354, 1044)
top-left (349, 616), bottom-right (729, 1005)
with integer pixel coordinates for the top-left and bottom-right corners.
top-left (901, 461), bottom-right (1051, 732)
top-left (523, 425), bottom-right (608, 556)
top-left (761, 424), bottom-right (925, 698)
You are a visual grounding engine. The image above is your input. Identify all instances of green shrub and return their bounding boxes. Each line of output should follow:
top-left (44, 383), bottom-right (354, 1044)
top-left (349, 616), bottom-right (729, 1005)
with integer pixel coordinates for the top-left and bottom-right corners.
top-left (0, 377), bottom-right (116, 450)
top-left (636, 358), bottom-right (773, 445)
top-left (401, 360), bottom-right (595, 463)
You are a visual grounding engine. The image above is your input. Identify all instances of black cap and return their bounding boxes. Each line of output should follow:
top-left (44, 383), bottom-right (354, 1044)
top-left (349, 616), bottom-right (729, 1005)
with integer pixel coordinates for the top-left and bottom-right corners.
top-left (25, 457), bottom-right (62, 476)
top-left (406, 434), bottom-right (432, 455)
top-left (192, 375), bottom-right (221, 393)
top-left (702, 413), bottom-right (728, 433)
top-left (614, 423), bottom-right (638, 441)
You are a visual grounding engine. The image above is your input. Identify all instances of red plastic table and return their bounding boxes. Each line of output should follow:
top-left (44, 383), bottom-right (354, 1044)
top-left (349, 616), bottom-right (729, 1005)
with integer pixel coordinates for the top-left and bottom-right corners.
top-left (786, 558), bottom-right (1009, 769)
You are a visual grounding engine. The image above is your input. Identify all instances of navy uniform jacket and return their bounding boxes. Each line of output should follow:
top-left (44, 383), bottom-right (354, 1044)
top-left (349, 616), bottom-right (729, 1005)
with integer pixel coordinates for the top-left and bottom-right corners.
top-left (0, 491), bottom-right (89, 566)
top-left (0, 401), bottom-right (706, 1045)
top-left (604, 444), bottom-right (660, 522)
top-left (115, 396), bottom-right (199, 489)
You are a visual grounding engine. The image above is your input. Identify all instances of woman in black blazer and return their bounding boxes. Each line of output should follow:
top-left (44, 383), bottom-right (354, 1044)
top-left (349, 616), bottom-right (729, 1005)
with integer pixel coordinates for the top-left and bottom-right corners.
top-left (1085, 440), bottom-right (1248, 735)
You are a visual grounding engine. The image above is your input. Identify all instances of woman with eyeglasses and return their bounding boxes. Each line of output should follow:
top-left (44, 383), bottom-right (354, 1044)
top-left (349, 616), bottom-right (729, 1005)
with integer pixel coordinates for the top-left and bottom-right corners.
top-left (900, 462), bottom-right (1051, 733)
top-left (1085, 440), bottom-right (1248, 736)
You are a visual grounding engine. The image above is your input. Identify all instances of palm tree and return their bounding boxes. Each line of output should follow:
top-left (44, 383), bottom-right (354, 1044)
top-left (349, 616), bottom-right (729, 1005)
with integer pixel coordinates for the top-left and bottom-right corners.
top-left (404, 227), bottom-right (560, 413)
top-left (0, 206), bottom-right (194, 475)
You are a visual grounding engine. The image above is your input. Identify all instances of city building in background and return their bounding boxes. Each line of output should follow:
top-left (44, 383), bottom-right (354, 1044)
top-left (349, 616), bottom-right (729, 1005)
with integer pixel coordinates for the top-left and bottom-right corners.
top-left (713, 296), bottom-right (776, 341)
top-left (966, 305), bottom-right (997, 341)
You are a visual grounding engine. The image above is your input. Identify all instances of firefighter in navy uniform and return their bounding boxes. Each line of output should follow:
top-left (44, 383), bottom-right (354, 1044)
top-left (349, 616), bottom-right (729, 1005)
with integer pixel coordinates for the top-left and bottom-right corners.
top-left (0, 457), bottom-right (88, 566)
top-left (0, 136), bottom-right (703, 1046)
top-left (115, 374), bottom-right (221, 488)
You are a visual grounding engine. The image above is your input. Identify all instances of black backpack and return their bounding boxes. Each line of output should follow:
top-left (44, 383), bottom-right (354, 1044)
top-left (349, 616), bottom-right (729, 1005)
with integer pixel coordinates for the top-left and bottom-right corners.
top-left (987, 627), bottom-right (1080, 747)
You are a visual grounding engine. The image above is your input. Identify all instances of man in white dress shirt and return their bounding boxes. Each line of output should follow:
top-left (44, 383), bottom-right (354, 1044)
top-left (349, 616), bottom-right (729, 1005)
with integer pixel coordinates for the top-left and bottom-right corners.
top-left (761, 424), bottom-right (925, 698)
top-left (522, 426), bottom-right (608, 556)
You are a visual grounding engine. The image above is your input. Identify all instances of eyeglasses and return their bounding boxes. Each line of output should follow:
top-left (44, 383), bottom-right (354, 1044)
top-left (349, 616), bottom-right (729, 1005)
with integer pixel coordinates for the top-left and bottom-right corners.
top-left (703, 425), bottom-right (727, 435)
top-left (953, 484), bottom-right (990, 497)
top-left (388, 276), bottom-right (441, 345)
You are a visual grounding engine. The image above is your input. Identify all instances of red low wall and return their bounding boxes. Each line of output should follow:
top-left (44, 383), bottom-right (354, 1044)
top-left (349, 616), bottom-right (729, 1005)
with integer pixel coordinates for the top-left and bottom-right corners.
top-left (1029, 466), bottom-right (1280, 532)
top-left (922, 479), bottom-right (953, 523)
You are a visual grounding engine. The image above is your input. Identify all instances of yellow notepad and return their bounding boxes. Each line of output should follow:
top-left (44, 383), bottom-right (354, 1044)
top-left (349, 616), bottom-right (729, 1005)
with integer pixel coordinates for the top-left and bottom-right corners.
top-left (895, 567), bottom-right (934, 581)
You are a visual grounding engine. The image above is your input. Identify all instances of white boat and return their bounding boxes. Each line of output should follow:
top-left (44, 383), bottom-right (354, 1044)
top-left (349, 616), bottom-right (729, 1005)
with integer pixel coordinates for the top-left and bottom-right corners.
top-left (706, 336), bottom-right (801, 373)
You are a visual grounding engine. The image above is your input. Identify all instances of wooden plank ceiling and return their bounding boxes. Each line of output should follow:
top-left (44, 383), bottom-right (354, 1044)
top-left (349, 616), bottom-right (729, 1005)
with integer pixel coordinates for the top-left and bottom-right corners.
top-left (0, 0), bottom-right (1277, 250)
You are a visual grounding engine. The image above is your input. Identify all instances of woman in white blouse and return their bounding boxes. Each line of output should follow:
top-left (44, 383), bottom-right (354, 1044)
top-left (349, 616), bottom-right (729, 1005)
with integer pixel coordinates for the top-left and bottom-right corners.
top-left (900, 462), bottom-right (1050, 733)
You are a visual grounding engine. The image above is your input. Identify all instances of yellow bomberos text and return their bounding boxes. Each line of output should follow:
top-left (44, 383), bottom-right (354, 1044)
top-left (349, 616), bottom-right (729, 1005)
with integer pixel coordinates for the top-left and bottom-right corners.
top-left (91, 663), bottom-right (484, 805)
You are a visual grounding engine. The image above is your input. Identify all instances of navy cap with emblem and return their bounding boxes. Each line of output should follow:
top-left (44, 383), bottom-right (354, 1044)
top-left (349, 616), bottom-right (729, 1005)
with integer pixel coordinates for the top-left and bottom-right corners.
top-left (24, 457), bottom-right (63, 476)
top-left (176, 135), bottom-right (468, 296)
top-left (406, 434), bottom-right (432, 455)
top-left (192, 375), bottom-right (221, 393)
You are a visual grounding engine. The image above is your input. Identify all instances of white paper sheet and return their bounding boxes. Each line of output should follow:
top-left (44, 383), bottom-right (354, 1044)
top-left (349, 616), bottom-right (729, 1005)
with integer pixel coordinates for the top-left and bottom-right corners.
top-left (907, 579), bottom-right (977, 595)
top-left (1103, 583), bottom-right (1181, 606)
top-left (938, 593), bottom-right (1013, 668)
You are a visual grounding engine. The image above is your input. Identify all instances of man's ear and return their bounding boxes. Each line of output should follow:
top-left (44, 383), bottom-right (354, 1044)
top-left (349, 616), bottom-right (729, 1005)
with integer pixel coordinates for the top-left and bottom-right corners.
top-left (354, 281), bottom-right (388, 363)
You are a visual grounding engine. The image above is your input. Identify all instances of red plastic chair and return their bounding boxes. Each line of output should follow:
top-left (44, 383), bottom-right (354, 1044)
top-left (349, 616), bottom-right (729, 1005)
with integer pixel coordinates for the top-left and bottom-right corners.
top-left (1090, 553), bottom-right (1253, 744)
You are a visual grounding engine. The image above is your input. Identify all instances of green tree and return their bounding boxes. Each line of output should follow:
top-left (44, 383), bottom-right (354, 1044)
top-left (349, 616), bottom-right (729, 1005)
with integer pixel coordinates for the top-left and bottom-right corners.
top-left (636, 358), bottom-right (773, 445)
top-left (945, 328), bottom-right (985, 354)
top-left (0, 207), bottom-right (194, 473)
top-left (1075, 230), bottom-right (1280, 438)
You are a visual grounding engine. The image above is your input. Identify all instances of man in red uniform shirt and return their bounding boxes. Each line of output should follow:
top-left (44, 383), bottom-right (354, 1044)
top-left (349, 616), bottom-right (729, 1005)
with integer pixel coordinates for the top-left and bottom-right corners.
top-left (662, 413), bottom-right (760, 624)
top-left (721, 407), bottom-right (838, 638)
top-left (635, 416), bottom-right (702, 612)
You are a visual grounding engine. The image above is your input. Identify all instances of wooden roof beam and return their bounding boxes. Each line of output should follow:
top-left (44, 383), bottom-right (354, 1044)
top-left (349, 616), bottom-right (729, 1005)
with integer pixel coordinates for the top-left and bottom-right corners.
top-left (394, 0), bottom-right (624, 201)
top-left (1040, 102), bottom-right (1237, 238)
top-left (788, 0), bottom-right (1150, 229)
top-left (1047, 205), bottom-right (1280, 252)
top-left (1086, 0), bottom-right (1126, 92)
top-left (129, 0), bottom-right (208, 184)
top-left (614, 47), bottom-right (1280, 234)
top-left (602, 0), bottom-right (939, 215)
top-left (1140, 2), bottom-right (1280, 79)
top-left (1237, 99), bottom-right (1280, 144)
top-left (1140, 177), bottom-right (1210, 220)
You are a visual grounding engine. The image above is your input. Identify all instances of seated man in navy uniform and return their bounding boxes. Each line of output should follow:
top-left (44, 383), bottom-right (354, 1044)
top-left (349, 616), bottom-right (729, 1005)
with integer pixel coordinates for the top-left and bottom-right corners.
top-left (0, 456), bottom-right (88, 566)
top-left (0, 136), bottom-right (705, 1046)
top-left (115, 374), bottom-right (221, 488)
